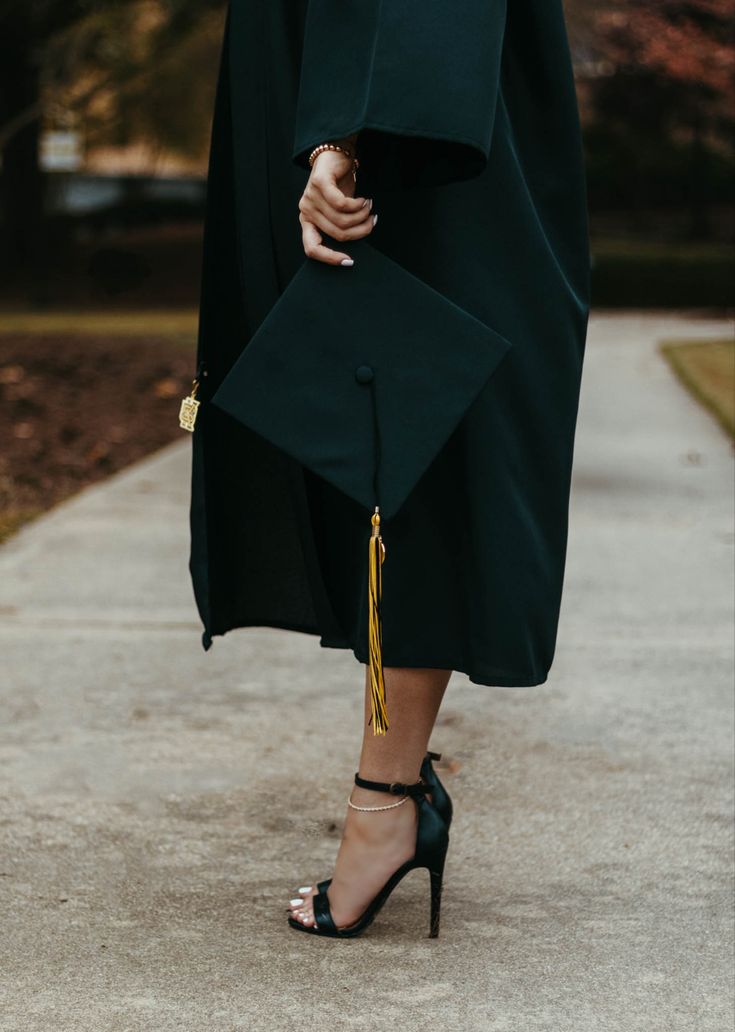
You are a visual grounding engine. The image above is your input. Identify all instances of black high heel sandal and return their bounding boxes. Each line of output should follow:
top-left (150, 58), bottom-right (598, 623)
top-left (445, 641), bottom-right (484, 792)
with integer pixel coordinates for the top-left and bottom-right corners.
top-left (288, 773), bottom-right (450, 938)
top-left (298, 752), bottom-right (453, 904)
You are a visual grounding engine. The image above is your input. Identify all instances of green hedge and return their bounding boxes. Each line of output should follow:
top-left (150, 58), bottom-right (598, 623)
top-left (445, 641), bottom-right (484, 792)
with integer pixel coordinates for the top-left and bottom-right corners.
top-left (591, 240), bottom-right (735, 309)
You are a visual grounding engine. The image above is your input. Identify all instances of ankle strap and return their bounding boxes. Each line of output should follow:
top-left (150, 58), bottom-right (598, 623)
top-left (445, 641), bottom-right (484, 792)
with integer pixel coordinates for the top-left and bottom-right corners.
top-left (354, 773), bottom-right (428, 799)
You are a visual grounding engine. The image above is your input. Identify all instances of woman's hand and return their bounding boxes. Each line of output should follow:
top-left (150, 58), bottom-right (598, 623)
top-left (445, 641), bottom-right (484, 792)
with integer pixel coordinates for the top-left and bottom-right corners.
top-left (298, 140), bottom-right (377, 266)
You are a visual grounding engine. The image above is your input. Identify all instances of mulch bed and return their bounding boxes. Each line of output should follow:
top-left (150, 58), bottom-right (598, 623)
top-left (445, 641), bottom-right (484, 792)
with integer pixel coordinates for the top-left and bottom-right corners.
top-left (0, 334), bottom-right (197, 541)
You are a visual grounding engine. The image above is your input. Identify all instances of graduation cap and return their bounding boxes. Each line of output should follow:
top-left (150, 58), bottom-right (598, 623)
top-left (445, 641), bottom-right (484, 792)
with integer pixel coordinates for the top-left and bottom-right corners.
top-left (211, 240), bottom-right (512, 733)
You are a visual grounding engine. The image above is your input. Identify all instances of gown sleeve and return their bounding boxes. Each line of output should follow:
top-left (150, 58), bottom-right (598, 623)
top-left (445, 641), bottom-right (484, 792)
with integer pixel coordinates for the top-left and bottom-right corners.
top-left (292, 0), bottom-right (508, 189)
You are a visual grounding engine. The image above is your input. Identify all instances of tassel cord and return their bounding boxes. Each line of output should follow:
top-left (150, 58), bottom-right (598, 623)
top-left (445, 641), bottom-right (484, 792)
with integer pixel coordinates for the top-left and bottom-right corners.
top-left (366, 378), bottom-right (388, 734)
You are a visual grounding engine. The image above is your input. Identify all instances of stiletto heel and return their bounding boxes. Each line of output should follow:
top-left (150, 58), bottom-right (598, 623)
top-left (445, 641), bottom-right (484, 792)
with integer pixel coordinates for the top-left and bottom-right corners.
top-left (429, 860), bottom-right (445, 938)
top-left (288, 772), bottom-right (450, 938)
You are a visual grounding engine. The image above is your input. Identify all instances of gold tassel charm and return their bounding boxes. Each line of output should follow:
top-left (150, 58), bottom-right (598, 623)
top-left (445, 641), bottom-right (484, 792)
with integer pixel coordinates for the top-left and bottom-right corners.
top-left (179, 378), bottom-right (201, 432)
top-left (368, 506), bottom-right (388, 734)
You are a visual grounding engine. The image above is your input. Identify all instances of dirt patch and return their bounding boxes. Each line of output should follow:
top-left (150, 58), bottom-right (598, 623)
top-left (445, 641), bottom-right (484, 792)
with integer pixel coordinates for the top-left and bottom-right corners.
top-left (0, 333), bottom-right (196, 541)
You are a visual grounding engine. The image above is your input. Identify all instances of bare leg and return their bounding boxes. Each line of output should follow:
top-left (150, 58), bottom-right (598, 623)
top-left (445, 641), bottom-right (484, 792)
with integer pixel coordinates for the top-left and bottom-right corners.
top-left (358, 665), bottom-right (449, 782)
top-left (289, 664), bottom-right (450, 929)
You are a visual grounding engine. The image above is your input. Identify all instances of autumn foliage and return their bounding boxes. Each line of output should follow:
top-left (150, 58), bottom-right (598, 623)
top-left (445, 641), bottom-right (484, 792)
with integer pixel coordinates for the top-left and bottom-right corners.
top-left (595, 0), bottom-right (734, 108)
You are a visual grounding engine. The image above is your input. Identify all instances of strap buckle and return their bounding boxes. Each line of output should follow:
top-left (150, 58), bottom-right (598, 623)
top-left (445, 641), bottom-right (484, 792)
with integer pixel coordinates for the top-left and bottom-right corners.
top-left (390, 779), bottom-right (427, 798)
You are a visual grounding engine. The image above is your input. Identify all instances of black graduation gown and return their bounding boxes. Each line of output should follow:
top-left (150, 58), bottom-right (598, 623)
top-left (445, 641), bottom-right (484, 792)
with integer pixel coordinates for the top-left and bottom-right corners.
top-left (189, 0), bottom-right (591, 687)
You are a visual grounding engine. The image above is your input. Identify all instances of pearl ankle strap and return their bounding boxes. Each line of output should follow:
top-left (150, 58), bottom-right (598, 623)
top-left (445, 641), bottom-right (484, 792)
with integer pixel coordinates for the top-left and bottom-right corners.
top-left (347, 794), bottom-right (409, 813)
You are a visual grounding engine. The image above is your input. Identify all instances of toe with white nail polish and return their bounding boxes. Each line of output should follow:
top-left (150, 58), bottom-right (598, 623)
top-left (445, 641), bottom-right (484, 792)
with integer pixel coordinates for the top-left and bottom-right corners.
top-left (290, 898), bottom-right (303, 907)
top-left (298, 886), bottom-right (312, 894)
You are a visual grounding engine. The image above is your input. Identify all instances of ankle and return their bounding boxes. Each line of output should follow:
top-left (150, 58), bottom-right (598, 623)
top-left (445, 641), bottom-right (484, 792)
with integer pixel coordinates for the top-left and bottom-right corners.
top-left (344, 795), bottom-right (417, 850)
top-left (356, 765), bottom-right (422, 786)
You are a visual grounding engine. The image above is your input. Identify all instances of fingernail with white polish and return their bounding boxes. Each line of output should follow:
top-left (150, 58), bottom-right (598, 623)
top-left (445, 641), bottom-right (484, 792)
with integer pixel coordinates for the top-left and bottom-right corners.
top-left (373, 213), bottom-right (378, 227)
top-left (340, 258), bottom-right (354, 266)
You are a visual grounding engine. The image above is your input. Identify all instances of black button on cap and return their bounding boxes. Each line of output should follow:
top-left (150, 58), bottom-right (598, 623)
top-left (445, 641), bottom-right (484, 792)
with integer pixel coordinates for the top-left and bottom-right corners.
top-left (355, 364), bottom-right (374, 384)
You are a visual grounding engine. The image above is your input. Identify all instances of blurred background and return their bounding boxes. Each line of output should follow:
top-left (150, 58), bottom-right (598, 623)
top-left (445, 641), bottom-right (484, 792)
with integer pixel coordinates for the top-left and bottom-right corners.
top-left (0, 0), bottom-right (733, 541)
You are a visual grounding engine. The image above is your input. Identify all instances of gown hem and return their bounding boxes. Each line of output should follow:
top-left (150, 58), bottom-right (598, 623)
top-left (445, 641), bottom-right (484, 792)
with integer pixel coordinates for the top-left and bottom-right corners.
top-left (201, 619), bottom-right (550, 689)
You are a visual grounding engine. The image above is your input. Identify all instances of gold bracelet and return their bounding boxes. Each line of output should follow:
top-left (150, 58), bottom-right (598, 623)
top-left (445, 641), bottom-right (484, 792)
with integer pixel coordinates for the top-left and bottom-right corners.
top-left (308, 142), bottom-right (360, 176)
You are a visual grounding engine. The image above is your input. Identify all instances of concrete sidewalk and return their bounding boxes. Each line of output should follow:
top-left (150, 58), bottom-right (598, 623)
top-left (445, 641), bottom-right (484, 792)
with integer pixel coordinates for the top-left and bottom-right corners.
top-left (0, 313), bottom-right (733, 1032)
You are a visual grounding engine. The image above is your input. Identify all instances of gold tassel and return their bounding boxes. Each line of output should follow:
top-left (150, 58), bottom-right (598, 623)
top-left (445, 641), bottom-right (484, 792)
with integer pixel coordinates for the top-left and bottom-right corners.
top-left (368, 506), bottom-right (388, 734)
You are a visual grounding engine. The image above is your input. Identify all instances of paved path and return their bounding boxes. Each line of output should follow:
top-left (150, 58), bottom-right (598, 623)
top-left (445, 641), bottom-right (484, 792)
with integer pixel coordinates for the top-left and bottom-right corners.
top-left (1, 314), bottom-right (733, 1032)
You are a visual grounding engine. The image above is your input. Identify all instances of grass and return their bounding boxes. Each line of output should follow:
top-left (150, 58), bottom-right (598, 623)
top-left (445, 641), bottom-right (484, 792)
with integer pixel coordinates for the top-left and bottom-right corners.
top-left (0, 508), bottom-right (44, 546)
top-left (0, 309), bottom-right (198, 338)
top-left (660, 338), bottom-right (735, 439)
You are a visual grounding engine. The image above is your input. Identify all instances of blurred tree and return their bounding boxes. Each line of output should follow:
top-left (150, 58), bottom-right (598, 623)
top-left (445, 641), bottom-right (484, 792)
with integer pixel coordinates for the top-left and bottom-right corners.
top-left (43, 0), bottom-right (226, 161)
top-left (597, 0), bottom-right (733, 104)
top-left (0, 2), bottom-right (78, 282)
top-left (580, 0), bottom-right (735, 235)
top-left (0, 0), bottom-right (226, 282)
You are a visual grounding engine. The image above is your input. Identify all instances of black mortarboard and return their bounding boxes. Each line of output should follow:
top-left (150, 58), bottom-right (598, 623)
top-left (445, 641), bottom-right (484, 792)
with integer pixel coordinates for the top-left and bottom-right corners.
top-left (210, 240), bottom-right (512, 732)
